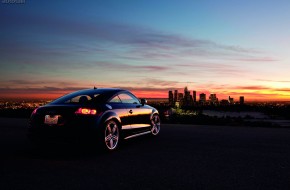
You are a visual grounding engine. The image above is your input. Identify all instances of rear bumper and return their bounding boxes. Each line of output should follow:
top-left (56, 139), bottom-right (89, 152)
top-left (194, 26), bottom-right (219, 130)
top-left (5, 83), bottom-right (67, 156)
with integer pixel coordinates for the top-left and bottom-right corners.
top-left (27, 118), bottom-right (100, 144)
top-left (27, 128), bottom-right (98, 144)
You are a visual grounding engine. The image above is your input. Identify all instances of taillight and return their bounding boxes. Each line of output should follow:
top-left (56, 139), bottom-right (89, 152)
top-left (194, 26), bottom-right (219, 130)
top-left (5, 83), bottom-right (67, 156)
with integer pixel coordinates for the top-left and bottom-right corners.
top-left (75, 108), bottom-right (97, 115)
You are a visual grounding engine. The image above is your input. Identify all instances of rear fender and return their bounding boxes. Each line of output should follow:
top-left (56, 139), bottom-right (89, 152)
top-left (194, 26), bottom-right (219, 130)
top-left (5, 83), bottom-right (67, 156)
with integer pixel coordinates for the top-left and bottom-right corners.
top-left (97, 111), bottom-right (121, 128)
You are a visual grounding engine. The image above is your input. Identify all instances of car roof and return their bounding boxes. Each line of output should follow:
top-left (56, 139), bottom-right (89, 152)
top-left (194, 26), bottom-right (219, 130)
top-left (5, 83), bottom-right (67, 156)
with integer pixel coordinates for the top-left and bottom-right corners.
top-left (77, 88), bottom-right (124, 94)
top-left (49, 88), bottom-right (129, 105)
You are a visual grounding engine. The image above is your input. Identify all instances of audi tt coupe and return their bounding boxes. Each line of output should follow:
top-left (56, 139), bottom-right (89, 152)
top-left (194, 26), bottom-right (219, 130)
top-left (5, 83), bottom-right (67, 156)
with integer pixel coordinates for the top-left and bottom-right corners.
top-left (28, 88), bottom-right (161, 151)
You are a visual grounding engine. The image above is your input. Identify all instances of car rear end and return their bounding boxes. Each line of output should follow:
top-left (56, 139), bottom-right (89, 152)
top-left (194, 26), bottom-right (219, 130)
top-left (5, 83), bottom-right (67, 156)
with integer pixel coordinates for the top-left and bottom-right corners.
top-left (29, 105), bottom-right (101, 144)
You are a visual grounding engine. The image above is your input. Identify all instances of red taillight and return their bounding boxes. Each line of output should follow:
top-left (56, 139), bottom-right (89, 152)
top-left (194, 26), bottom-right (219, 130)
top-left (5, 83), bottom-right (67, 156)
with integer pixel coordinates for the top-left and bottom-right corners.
top-left (75, 108), bottom-right (97, 115)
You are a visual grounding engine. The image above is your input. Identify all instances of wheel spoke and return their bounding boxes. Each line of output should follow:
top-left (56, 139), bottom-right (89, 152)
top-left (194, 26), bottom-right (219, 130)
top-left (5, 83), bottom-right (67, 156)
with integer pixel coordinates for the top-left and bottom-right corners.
top-left (107, 125), bottom-right (112, 133)
top-left (112, 125), bottom-right (117, 133)
top-left (112, 135), bottom-right (118, 141)
top-left (105, 134), bottom-right (111, 142)
top-left (110, 139), bottom-right (114, 148)
top-left (151, 125), bottom-right (157, 133)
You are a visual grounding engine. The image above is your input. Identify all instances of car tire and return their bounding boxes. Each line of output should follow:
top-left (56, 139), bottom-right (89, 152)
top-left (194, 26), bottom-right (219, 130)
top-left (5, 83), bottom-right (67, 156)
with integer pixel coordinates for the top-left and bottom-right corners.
top-left (151, 114), bottom-right (161, 136)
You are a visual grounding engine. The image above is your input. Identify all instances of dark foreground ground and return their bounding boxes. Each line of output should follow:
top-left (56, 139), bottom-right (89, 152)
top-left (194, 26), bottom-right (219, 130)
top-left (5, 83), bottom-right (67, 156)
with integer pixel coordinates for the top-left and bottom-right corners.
top-left (1, 118), bottom-right (290, 190)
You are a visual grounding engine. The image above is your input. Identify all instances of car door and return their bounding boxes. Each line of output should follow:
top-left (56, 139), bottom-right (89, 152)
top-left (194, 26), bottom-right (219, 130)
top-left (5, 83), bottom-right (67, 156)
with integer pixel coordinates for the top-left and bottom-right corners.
top-left (118, 93), bottom-right (151, 129)
top-left (107, 95), bottom-right (131, 130)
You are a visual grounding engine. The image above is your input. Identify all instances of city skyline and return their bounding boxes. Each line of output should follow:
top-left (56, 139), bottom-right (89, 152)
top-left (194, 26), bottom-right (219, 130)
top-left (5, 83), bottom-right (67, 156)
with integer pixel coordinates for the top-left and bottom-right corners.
top-left (168, 87), bottom-right (244, 107)
top-left (1, 1), bottom-right (290, 101)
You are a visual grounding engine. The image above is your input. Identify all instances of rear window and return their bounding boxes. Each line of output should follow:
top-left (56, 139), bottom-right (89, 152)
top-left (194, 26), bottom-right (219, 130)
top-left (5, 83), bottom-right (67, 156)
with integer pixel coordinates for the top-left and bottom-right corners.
top-left (50, 92), bottom-right (101, 105)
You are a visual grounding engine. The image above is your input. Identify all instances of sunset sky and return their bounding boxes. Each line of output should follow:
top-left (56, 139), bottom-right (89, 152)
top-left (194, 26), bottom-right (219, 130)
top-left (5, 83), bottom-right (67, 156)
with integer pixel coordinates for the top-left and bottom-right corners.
top-left (1, 0), bottom-right (290, 101)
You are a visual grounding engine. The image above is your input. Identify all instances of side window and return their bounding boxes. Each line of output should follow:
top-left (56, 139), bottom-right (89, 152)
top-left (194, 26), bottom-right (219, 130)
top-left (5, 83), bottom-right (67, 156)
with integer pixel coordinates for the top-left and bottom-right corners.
top-left (118, 93), bottom-right (139, 104)
top-left (65, 95), bottom-right (92, 104)
top-left (109, 95), bottom-right (122, 103)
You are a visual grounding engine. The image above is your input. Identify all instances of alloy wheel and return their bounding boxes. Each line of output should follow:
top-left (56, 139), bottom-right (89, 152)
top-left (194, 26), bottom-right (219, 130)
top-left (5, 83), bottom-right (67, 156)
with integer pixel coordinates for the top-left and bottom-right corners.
top-left (104, 120), bottom-right (119, 150)
top-left (151, 114), bottom-right (160, 135)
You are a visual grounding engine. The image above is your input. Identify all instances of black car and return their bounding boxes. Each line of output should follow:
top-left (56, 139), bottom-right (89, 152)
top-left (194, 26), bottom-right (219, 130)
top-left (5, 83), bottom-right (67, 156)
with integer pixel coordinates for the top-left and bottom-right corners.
top-left (28, 88), bottom-right (160, 151)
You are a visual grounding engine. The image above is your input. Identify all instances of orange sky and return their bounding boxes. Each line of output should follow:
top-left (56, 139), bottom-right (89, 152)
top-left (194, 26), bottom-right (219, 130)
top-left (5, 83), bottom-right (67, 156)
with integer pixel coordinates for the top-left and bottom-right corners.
top-left (1, 87), bottom-right (290, 102)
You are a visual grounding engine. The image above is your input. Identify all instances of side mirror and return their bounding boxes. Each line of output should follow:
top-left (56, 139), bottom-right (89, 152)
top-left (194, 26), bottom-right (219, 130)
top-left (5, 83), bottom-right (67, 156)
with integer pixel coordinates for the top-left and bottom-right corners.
top-left (140, 99), bottom-right (147, 106)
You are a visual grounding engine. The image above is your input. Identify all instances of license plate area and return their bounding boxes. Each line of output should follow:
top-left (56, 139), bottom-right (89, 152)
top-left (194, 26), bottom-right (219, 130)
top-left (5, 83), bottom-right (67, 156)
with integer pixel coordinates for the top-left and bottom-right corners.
top-left (44, 115), bottom-right (60, 125)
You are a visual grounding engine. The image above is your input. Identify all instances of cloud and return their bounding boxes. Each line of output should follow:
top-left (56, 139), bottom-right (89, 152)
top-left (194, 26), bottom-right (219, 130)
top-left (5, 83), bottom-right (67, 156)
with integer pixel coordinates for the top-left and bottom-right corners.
top-left (91, 62), bottom-right (169, 72)
top-left (108, 77), bottom-right (197, 90)
top-left (0, 86), bottom-right (167, 99)
top-left (235, 85), bottom-right (271, 90)
top-left (0, 80), bottom-right (85, 88)
top-left (176, 62), bottom-right (246, 76)
top-left (0, 10), bottom-right (284, 100)
top-left (255, 79), bottom-right (290, 83)
top-left (0, 10), bottom-right (275, 63)
top-left (0, 87), bottom-right (86, 94)
top-left (275, 88), bottom-right (290, 92)
top-left (144, 79), bottom-right (181, 87)
top-left (222, 85), bottom-right (290, 93)
top-left (235, 57), bottom-right (278, 62)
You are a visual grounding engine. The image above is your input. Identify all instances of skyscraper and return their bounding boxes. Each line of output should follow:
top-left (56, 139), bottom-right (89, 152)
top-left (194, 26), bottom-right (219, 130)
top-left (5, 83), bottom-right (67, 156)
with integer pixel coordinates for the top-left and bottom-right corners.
top-left (209, 94), bottom-right (217, 104)
top-left (228, 96), bottom-right (234, 104)
top-left (183, 87), bottom-right (191, 106)
top-left (199, 93), bottom-right (206, 104)
top-left (168, 91), bottom-right (174, 106)
top-left (174, 90), bottom-right (178, 103)
top-left (178, 93), bottom-right (183, 101)
top-left (240, 96), bottom-right (244, 104)
top-left (193, 91), bottom-right (196, 102)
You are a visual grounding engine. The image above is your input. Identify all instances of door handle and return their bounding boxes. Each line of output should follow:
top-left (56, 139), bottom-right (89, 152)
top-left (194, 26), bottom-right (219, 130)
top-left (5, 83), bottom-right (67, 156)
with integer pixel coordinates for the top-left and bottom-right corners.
top-left (129, 110), bottom-right (133, 114)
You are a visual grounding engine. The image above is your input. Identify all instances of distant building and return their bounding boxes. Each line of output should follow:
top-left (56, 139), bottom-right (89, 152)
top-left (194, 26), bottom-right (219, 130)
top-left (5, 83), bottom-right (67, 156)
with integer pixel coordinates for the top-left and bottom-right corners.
top-left (183, 87), bottom-right (191, 106)
top-left (166, 88), bottom-right (244, 107)
top-left (199, 93), bottom-right (206, 104)
top-left (178, 93), bottom-right (183, 101)
top-left (193, 91), bottom-right (197, 102)
top-left (240, 96), bottom-right (244, 104)
top-left (220, 99), bottom-right (229, 105)
top-left (190, 95), bottom-right (193, 105)
top-left (168, 91), bottom-right (174, 106)
top-left (209, 94), bottom-right (218, 104)
top-left (228, 96), bottom-right (234, 104)
top-left (174, 90), bottom-right (178, 103)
